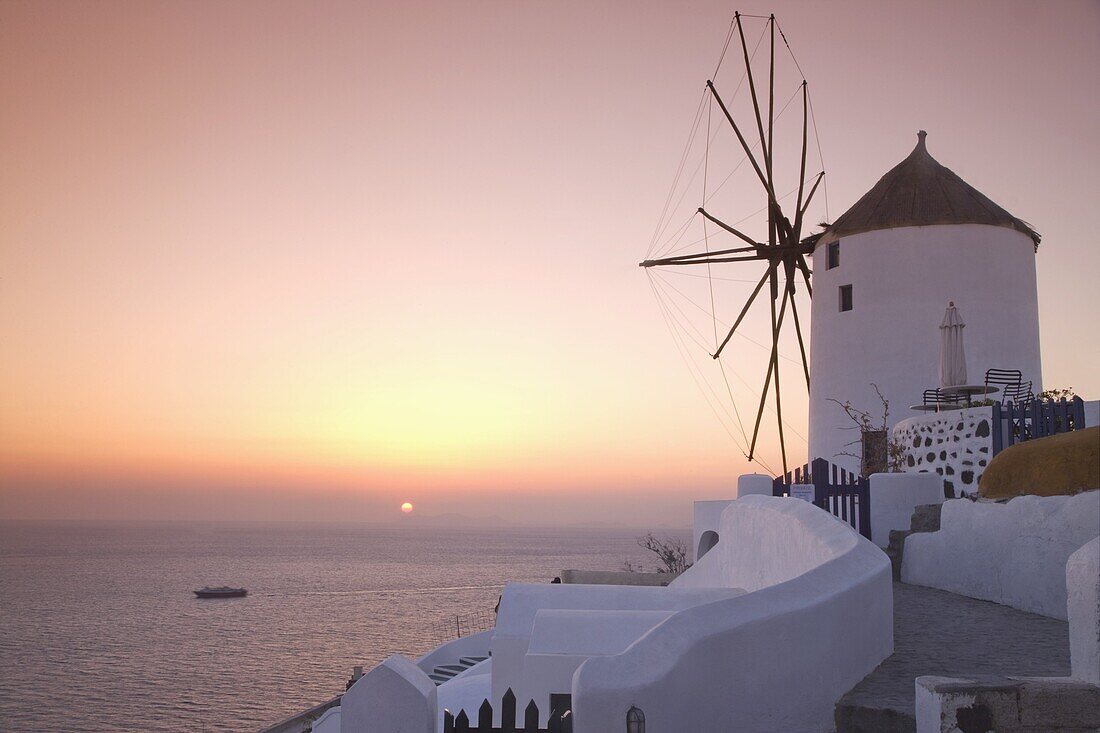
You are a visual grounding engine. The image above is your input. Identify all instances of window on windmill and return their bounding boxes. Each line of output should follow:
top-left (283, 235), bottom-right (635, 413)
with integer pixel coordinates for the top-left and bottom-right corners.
top-left (827, 241), bottom-right (840, 269)
top-left (839, 284), bottom-right (853, 312)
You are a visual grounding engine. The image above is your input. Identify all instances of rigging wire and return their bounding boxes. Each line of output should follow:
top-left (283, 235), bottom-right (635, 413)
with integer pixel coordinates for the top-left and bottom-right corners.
top-left (649, 22), bottom-right (768, 256)
top-left (703, 89), bottom-right (751, 450)
top-left (647, 90), bottom-right (708, 259)
top-left (652, 270), bottom-right (802, 368)
top-left (649, 272), bottom-right (783, 467)
top-left (651, 80), bottom-right (805, 260)
top-left (648, 271), bottom-right (800, 468)
top-left (653, 269), bottom-right (764, 284)
top-left (657, 180), bottom-right (803, 260)
top-left (650, 270), bottom-right (804, 471)
top-left (776, 17), bottom-right (829, 222)
top-left (647, 272), bottom-right (753, 459)
top-left (807, 88), bottom-right (830, 222)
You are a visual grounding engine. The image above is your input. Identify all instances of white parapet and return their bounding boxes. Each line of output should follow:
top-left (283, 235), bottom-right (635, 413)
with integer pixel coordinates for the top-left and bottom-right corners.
top-left (1067, 537), bottom-right (1100, 685)
top-left (903, 491), bottom-right (1100, 619)
top-left (868, 472), bottom-right (944, 548)
top-left (341, 655), bottom-right (436, 733)
top-left (737, 473), bottom-right (774, 498)
top-left (572, 495), bottom-right (893, 732)
top-left (693, 499), bottom-right (735, 562)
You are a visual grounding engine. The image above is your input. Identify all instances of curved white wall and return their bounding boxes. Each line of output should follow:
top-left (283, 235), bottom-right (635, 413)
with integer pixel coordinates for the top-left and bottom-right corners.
top-left (572, 496), bottom-right (893, 732)
top-left (809, 224), bottom-right (1041, 474)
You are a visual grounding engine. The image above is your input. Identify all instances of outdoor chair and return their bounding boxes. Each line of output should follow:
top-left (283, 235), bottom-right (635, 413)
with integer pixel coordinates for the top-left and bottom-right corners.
top-left (1001, 379), bottom-right (1034, 407)
top-left (922, 389), bottom-right (964, 412)
top-left (984, 368), bottom-right (1024, 404)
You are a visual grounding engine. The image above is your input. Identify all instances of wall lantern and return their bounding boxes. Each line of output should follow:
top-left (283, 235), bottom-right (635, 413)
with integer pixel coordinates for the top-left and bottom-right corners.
top-left (626, 705), bottom-right (645, 733)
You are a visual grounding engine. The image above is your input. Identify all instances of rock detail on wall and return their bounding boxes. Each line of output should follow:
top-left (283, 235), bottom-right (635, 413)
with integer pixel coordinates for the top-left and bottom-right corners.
top-left (893, 407), bottom-right (993, 498)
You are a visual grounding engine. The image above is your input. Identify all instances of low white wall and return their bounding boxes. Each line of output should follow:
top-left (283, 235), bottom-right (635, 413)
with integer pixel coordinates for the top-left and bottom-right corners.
top-left (1067, 537), bottom-right (1099, 684)
top-left (341, 655), bottom-right (436, 733)
top-left (311, 706), bottom-right (341, 733)
top-left (415, 629), bottom-right (492, 677)
top-left (902, 491), bottom-right (1100, 619)
top-left (572, 496), bottom-right (893, 732)
top-left (490, 582), bottom-right (738, 722)
top-left (559, 569), bottom-right (677, 586)
top-left (437, 662), bottom-right (492, 730)
top-left (893, 407), bottom-right (993, 498)
top-left (693, 499), bottom-right (734, 562)
top-left (1083, 399), bottom-right (1099, 429)
top-left (868, 472), bottom-right (944, 547)
top-left (737, 473), bottom-right (773, 498)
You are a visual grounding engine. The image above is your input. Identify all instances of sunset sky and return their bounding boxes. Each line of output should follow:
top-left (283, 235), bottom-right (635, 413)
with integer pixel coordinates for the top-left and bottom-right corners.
top-left (2, 0), bottom-right (1097, 526)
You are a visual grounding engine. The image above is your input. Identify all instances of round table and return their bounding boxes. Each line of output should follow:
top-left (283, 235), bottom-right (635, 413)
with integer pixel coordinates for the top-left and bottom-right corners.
top-left (908, 402), bottom-right (964, 412)
top-left (940, 384), bottom-right (1000, 407)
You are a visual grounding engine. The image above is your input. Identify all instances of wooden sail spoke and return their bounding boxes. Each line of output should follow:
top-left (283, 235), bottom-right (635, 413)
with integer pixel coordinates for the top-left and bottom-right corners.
top-left (748, 280), bottom-right (791, 465)
top-left (789, 281), bottom-right (810, 388)
top-left (797, 253), bottom-right (813, 296)
top-left (698, 208), bottom-right (765, 249)
top-left (639, 251), bottom-right (765, 268)
top-left (706, 80), bottom-right (773, 203)
top-left (712, 267), bottom-right (772, 360)
top-left (798, 171), bottom-right (825, 220)
top-left (735, 13), bottom-right (773, 202)
top-left (794, 81), bottom-right (809, 238)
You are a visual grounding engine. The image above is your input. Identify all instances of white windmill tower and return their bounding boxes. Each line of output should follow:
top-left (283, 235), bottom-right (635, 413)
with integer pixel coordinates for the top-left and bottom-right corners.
top-left (807, 131), bottom-right (1043, 474)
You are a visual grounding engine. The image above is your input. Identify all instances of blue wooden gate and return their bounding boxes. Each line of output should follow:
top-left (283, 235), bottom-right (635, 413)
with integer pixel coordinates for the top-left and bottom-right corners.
top-left (991, 396), bottom-right (1087, 456)
top-left (772, 457), bottom-right (871, 539)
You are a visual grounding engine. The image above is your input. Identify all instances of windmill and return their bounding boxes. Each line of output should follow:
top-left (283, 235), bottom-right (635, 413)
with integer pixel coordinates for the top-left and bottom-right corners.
top-left (640, 12), bottom-right (825, 475)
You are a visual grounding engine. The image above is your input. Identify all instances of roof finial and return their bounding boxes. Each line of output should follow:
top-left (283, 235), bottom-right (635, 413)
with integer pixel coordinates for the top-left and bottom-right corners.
top-left (917, 130), bottom-right (928, 150)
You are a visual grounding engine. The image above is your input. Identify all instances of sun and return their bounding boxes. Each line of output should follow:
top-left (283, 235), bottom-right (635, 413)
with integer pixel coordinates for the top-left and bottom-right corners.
top-left (400, 502), bottom-right (414, 514)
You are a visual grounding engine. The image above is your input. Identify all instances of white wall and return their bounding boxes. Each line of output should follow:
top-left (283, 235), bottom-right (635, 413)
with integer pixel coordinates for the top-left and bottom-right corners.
top-left (572, 496), bottom-right (893, 733)
top-left (341, 655), bottom-right (436, 733)
top-left (868, 472), bottom-right (944, 547)
top-left (490, 583), bottom-right (739, 722)
top-left (809, 224), bottom-right (1042, 474)
top-left (1067, 537), bottom-right (1099, 684)
top-left (693, 499), bottom-right (734, 562)
top-left (311, 706), bottom-right (341, 733)
top-left (437, 661), bottom-right (492, 731)
top-left (1083, 399), bottom-right (1099, 428)
top-left (903, 491), bottom-right (1100, 619)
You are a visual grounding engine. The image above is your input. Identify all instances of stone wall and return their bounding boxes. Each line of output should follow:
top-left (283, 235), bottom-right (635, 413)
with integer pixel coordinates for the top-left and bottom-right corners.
top-left (893, 407), bottom-right (993, 497)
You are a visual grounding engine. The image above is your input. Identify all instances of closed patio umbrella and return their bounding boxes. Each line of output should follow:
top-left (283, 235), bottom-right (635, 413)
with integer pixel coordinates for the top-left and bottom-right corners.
top-left (939, 301), bottom-right (967, 388)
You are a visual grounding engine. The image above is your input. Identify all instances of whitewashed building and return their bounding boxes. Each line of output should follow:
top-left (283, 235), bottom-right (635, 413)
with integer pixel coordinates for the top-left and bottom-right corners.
top-left (808, 131), bottom-right (1043, 474)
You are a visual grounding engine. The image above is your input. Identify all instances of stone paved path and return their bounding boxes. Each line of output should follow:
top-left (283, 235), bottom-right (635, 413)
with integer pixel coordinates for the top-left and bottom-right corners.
top-left (835, 582), bottom-right (1070, 732)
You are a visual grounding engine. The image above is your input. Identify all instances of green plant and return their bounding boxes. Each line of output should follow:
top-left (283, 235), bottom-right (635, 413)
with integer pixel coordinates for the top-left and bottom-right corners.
top-left (1038, 386), bottom-right (1076, 401)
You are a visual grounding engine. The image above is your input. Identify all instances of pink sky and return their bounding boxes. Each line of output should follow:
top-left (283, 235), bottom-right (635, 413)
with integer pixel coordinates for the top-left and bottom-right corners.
top-left (2, 0), bottom-right (1097, 526)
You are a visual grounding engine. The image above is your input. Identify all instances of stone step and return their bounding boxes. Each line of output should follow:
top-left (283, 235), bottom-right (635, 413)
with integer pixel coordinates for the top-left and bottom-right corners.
top-left (459, 656), bottom-right (488, 666)
top-left (886, 503), bottom-right (945, 581)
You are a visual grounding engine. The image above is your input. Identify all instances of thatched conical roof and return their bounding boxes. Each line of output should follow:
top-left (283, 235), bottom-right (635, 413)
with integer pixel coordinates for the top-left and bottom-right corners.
top-left (825, 131), bottom-right (1040, 247)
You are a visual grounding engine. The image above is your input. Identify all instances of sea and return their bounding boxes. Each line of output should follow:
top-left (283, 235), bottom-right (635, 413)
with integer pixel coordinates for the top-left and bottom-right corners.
top-left (0, 521), bottom-right (686, 732)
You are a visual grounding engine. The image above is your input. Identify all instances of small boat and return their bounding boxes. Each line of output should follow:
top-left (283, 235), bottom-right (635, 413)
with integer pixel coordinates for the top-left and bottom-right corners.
top-left (193, 586), bottom-right (247, 599)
